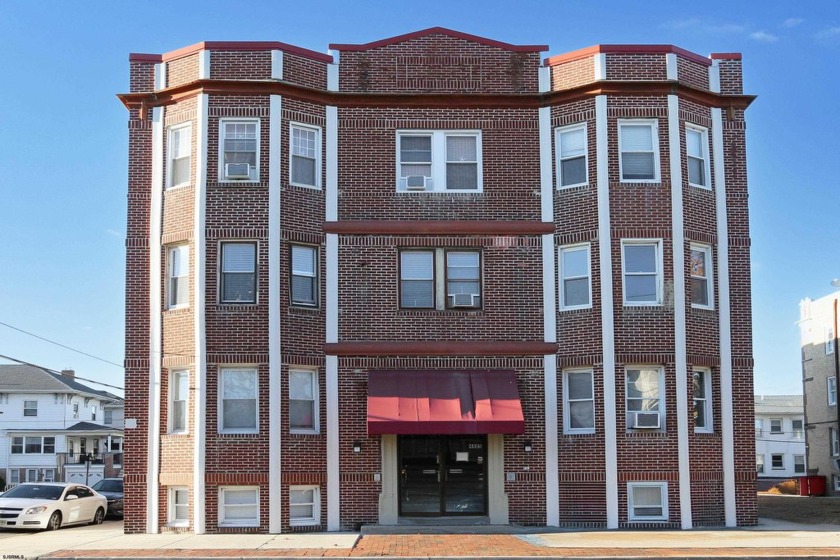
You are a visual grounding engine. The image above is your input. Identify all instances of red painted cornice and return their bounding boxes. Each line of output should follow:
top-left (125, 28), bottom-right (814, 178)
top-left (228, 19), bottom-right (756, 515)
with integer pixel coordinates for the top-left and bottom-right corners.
top-left (324, 341), bottom-right (556, 357)
top-left (322, 221), bottom-right (554, 235)
top-left (329, 27), bottom-right (547, 53)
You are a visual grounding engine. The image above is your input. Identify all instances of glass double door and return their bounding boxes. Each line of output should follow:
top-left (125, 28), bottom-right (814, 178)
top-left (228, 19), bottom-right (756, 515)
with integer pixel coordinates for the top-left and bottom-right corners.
top-left (398, 435), bottom-right (487, 516)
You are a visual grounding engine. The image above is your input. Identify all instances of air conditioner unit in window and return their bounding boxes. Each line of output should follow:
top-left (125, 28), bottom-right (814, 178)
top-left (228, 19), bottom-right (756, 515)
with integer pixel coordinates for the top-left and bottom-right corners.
top-left (633, 411), bottom-right (660, 429)
top-left (401, 175), bottom-right (432, 191)
top-left (225, 163), bottom-right (251, 179)
top-left (450, 293), bottom-right (480, 308)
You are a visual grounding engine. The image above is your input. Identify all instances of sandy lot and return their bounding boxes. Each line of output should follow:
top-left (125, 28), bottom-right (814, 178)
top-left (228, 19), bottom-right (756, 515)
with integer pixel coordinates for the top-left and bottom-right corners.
top-left (758, 493), bottom-right (840, 525)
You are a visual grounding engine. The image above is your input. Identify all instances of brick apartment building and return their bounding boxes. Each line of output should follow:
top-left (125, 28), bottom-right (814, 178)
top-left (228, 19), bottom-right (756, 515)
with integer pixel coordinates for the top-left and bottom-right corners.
top-left (118, 27), bottom-right (756, 533)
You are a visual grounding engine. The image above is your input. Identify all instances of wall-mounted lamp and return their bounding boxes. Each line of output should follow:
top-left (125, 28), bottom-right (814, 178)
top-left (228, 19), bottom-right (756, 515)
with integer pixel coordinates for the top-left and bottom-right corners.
top-left (352, 440), bottom-right (362, 453)
top-left (523, 440), bottom-right (533, 453)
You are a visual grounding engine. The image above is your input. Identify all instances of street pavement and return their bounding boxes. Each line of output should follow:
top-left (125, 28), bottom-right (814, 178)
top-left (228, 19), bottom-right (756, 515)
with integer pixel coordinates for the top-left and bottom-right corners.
top-left (0, 518), bottom-right (838, 560)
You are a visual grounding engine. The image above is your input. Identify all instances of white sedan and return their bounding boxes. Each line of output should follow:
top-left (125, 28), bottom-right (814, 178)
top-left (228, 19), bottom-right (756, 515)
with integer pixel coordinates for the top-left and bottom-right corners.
top-left (0, 482), bottom-right (107, 530)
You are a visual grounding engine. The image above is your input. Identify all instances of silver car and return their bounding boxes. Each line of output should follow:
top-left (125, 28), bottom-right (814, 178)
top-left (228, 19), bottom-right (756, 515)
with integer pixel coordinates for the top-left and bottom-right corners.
top-left (0, 482), bottom-right (107, 530)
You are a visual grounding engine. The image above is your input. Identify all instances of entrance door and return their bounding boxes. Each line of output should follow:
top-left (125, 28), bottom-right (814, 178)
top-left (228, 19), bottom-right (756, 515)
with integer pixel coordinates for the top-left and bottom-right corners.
top-left (398, 435), bottom-right (487, 516)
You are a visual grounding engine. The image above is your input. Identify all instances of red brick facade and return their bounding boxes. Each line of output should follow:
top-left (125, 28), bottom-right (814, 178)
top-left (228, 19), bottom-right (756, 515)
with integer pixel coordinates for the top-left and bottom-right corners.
top-left (120, 27), bottom-right (756, 534)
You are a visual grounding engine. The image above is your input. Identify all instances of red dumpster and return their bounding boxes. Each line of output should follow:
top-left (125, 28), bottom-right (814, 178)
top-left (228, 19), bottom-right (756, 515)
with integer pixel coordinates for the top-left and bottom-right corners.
top-left (798, 475), bottom-right (826, 496)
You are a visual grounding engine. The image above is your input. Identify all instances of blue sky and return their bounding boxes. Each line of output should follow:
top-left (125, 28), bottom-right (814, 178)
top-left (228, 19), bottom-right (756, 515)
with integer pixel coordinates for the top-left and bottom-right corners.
top-left (1, 0), bottom-right (838, 397)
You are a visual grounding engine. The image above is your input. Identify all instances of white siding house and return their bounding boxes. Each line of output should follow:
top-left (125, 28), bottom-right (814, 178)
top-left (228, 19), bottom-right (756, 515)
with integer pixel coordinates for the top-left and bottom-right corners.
top-left (755, 395), bottom-right (806, 483)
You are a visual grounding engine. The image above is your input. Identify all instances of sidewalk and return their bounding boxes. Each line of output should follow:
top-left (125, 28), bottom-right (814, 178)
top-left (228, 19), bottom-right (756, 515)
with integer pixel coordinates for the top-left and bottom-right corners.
top-left (12, 518), bottom-right (839, 560)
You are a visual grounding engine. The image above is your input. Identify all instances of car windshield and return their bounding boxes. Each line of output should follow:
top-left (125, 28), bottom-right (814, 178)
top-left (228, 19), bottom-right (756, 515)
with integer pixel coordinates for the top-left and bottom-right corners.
top-left (92, 480), bottom-right (123, 493)
top-left (2, 485), bottom-right (63, 500)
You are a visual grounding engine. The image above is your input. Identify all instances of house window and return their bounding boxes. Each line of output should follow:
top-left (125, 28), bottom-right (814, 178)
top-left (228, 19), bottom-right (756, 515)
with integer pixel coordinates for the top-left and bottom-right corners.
top-left (397, 131), bottom-right (482, 192)
top-left (26, 437), bottom-right (42, 454)
top-left (291, 245), bottom-right (318, 307)
top-left (73, 403), bottom-right (79, 419)
top-left (771, 453), bottom-right (784, 470)
top-left (220, 119), bottom-right (259, 181)
top-left (627, 482), bottom-right (668, 521)
top-left (563, 369), bottom-right (595, 434)
top-left (835, 475), bottom-right (840, 492)
top-left (618, 120), bottom-right (659, 182)
top-left (827, 327), bottom-right (835, 355)
top-left (169, 487), bottom-right (189, 526)
top-left (13, 436), bottom-right (54, 454)
top-left (11, 437), bottom-right (23, 454)
top-left (831, 428), bottom-right (839, 457)
top-left (555, 123), bottom-right (588, 188)
top-left (754, 419), bottom-right (762, 437)
top-left (828, 377), bottom-right (838, 406)
top-left (104, 410), bottom-right (113, 425)
top-left (167, 124), bottom-right (192, 188)
top-left (23, 400), bottom-right (37, 417)
top-left (43, 437), bottom-right (55, 454)
top-left (625, 367), bottom-right (664, 430)
top-left (690, 244), bottom-right (713, 309)
top-left (289, 485), bottom-right (320, 526)
top-left (770, 418), bottom-right (783, 434)
top-left (167, 245), bottom-right (190, 309)
top-left (685, 124), bottom-right (710, 188)
top-left (792, 419), bottom-right (804, 439)
top-left (621, 240), bottom-right (662, 305)
top-left (289, 369), bottom-right (319, 434)
top-left (400, 249), bottom-right (482, 310)
top-left (559, 244), bottom-right (591, 310)
top-left (220, 242), bottom-right (257, 304)
top-left (756, 454), bottom-right (764, 474)
top-left (170, 370), bottom-right (189, 434)
top-left (693, 368), bottom-right (712, 433)
top-left (219, 486), bottom-right (259, 527)
top-left (290, 123), bottom-right (321, 188)
top-left (219, 368), bottom-right (258, 434)
top-left (793, 455), bottom-right (806, 474)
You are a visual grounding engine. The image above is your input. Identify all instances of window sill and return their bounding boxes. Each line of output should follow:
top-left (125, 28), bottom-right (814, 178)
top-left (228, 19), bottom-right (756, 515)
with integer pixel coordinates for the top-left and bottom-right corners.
top-left (165, 306), bottom-right (190, 315)
top-left (289, 304), bottom-right (320, 314)
top-left (559, 306), bottom-right (593, 314)
top-left (688, 183), bottom-right (713, 191)
top-left (290, 430), bottom-right (321, 437)
top-left (166, 183), bottom-right (193, 191)
top-left (397, 309), bottom-right (485, 316)
top-left (290, 182), bottom-right (322, 191)
top-left (289, 520), bottom-right (320, 527)
top-left (557, 183), bottom-right (590, 191)
top-left (691, 305), bottom-right (715, 312)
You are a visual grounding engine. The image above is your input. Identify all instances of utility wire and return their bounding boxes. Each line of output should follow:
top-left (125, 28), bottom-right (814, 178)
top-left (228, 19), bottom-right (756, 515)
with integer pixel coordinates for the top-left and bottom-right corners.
top-left (0, 320), bottom-right (123, 368)
top-left (0, 353), bottom-right (124, 392)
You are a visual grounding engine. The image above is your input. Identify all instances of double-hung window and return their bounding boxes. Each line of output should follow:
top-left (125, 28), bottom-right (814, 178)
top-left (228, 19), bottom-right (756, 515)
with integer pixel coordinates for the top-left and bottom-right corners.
top-left (756, 454), bottom-right (765, 473)
top-left (220, 119), bottom-right (259, 181)
top-left (219, 368), bottom-right (258, 434)
top-left (220, 242), bottom-right (257, 304)
top-left (169, 487), bottom-right (189, 526)
top-left (167, 124), bottom-right (192, 188)
top-left (291, 245), bottom-right (318, 307)
top-left (690, 244), bottom-right (713, 309)
top-left (627, 482), bottom-right (668, 521)
top-left (556, 123), bottom-right (588, 188)
top-left (619, 120), bottom-right (659, 182)
top-left (621, 240), bottom-right (662, 306)
top-left (290, 123), bottom-right (321, 189)
top-left (170, 370), bottom-right (189, 433)
top-left (104, 410), bottom-right (113, 425)
top-left (625, 367), bottom-right (663, 430)
top-left (290, 485), bottom-right (320, 526)
top-left (400, 249), bottom-right (482, 310)
top-left (563, 369), bottom-right (595, 434)
top-left (168, 245), bottom-right (189, 309)
top-left (24, 400), bottom-right (37, 417)
top-left (771, 454), bottom-right (784, 470)
top-left (829, 376), bottom-right (837, 406)
top-left (692, 368), bottom-right (712, 433)
top-left (792, 419), bottom-right (804, 439)
top-left (832, 427), bottom-right (839, 456)
top-left (12, 436), bottom-right (54, 454)
top-left (686, 124), bottom-right (710, 188)
top-left (827, 327), bottom-right (835, 355)
top-left (289, 369), bottom-right (319, 433)
top-left (219, 486), bottom-right (259, 527)
top-left (770, 418), bottom-right (783, 434)
top-left (397, 131), bottom-right (482, 192)
top-left (559, 244), bottom-right (591, 310)
top-left (794, 455), bottom-right (806, 474)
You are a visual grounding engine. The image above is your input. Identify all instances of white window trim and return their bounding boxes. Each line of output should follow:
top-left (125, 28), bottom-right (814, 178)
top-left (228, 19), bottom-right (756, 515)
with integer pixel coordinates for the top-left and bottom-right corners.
top-left (555, 123), bottom-right (588, 189)
top-left (618, 119), bottom-right (660, 183)
top-left (769, 418), bottom-right (783, 434)
top-left (625, 366), bottom-right (665, 431)
top-left (793, 454), bottom-right (806, 474)
top-left (289, 485), bottom-right (321, 526)
top-left (690, 243), bottom-right (714, 310)
top-left (756, 454), bottom-right (765, 474)
top-left (558, 243), bottom-right (592, 311)
top-left (627, 481), bottom-right (668, 522)
top-left (829, 376), bottom-right (837, 406)
top-left (289, 368), bottom-right (320, 435)
top-left (167, 245), bottom-right (190, 310)
top-left (399, 248), bottom-right (483, 311)
top-left (289, 122), bottom-right (322, 190)
top-left (396, 130), bottom-right (483, 193)
top-left (23, 400), bottom-right (37, 416)
top-left (219, 118), bottom-right (260, 183)
top-left (290, 244), bottom-right (319, 308)
top-left (218, 486), bottom-right (259, 527)
top-left (693, 367), bottom-right (713, 433)
top-left (831, 427), bottom-right (839, 457)
top-left (219, 241), bottom-right (258, 305)
top-left (169, 370), bottom-right (189, 434)
top-left (827, 327), bottom-right (835, 355)
top-left (770, 453), bottom-right (785, 470)
top-left (685, 123), bottom-right (711, 189)
top-left (834, 475), bottom-right (840, 492)
top-left (562, 368), bottom-right (595, 435)
top-left (218, 367), bottom-right (259, 435)
top-left (166, 123), bottom-right (192, 189)
top-left (168, 487), bottom-right (190, 527)
top-left (621, 239), bottom-right (664, 306)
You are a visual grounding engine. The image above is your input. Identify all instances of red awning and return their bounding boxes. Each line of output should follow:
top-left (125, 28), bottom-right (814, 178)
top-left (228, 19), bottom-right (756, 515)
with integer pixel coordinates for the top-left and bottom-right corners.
top-left (367, 370), bottom-right (525, 435)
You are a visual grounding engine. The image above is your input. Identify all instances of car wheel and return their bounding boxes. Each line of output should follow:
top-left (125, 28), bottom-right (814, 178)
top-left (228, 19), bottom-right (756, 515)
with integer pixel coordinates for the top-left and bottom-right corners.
top-left (46, 511), bottom-right (61, 531)
top-left (91, 508), bottom-right (105, 525)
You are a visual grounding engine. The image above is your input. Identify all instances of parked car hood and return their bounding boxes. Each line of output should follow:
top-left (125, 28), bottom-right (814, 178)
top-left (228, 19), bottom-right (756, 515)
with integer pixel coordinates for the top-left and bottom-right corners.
top-left (96, 491), bottom-right (122, 500)
top-left (0, 497), bottom-right (57, 508)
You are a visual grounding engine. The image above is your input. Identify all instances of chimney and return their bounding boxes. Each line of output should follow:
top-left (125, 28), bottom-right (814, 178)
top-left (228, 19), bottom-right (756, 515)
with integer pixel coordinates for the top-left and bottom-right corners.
top-left (61, 369), bottom-right (75, 380)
